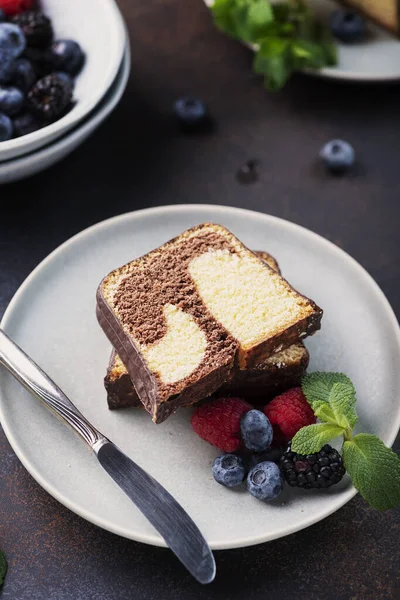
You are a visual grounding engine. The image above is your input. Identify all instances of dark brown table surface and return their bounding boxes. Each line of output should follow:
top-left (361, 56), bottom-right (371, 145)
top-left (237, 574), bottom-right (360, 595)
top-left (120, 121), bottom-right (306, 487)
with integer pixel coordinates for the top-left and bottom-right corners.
top-left (1, 0), bottom-right (400, 598)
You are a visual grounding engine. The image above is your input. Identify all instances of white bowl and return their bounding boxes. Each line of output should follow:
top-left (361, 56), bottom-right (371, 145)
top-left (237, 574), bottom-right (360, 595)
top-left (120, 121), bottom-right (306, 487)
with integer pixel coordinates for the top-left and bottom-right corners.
top-left (0, 0), bottom-right (125, 162)
top-left (0, 34), bottom-right (130, 184)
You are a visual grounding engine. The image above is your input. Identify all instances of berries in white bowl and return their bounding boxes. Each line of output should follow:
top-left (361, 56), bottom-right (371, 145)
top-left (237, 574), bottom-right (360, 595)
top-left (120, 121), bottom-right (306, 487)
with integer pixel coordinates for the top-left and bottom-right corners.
top-left (0, 0), bottom-right (125, 161)
top-left (0, 2), bottom-right (85, 143)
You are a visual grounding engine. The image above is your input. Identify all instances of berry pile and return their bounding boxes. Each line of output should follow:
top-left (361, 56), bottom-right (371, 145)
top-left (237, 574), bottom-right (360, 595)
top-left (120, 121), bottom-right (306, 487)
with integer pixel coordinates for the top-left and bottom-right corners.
top-left (191, 389), bottom-right (346, 503)
top-left (0, 1), bottom-right (84, 141)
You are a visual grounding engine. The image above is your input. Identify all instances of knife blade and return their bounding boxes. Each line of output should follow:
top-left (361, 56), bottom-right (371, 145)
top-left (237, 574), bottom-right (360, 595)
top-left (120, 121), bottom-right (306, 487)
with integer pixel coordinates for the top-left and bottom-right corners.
top-left (0, 329), bottom-right (216, 584)
top-left (95, 440), bottom-right (215, 583)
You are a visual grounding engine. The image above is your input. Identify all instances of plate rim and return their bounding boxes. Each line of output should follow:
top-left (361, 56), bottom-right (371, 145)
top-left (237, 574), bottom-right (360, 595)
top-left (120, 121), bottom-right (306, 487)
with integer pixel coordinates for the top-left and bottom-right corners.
top-left (1, 204), bottom-right (400, 550)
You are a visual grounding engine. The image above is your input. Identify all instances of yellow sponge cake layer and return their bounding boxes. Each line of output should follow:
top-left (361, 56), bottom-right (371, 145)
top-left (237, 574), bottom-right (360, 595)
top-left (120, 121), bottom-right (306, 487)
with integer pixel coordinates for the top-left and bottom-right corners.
top-left (189, 247), bottom-right (315, 362)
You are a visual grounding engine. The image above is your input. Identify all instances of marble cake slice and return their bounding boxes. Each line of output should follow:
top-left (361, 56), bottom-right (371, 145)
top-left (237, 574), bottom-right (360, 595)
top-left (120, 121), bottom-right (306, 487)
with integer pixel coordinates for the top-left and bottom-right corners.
top-left (104, 250), bottom-right (305, 410)
top-left (96, 223), bottom-right (322, 423)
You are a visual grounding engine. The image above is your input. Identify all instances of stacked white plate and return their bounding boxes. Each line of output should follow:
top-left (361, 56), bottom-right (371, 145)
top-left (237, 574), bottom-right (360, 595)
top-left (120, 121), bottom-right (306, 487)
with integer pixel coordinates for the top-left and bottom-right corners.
top-left (0, 0), bottom-right (129, 184)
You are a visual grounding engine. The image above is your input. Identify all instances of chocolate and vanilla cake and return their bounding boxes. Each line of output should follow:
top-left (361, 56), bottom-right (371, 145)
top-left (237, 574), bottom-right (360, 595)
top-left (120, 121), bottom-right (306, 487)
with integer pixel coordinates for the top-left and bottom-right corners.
top-left (103, 250), bottom-right (309, 409)
top-left (96, 224), bottom-right (322, 423)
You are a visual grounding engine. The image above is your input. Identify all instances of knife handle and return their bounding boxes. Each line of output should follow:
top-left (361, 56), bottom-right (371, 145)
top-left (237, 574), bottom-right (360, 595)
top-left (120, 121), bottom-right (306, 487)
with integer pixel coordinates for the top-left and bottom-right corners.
top-left (0, 329), bottom-right (107, 449)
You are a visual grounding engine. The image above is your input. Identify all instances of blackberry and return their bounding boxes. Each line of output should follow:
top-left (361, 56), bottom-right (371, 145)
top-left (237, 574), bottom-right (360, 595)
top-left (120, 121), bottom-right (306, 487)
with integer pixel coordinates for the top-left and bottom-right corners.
top-left (12, 11), bottom-right (53, 48)
top-left (27, 73), bottom-right (72, 120)
top-left (280, 443), bottom-right (345, 489)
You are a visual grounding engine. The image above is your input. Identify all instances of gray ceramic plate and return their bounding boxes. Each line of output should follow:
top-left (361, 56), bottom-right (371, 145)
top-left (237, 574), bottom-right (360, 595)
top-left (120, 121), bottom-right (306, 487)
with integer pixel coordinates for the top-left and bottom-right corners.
top-left (205, 0), bottom-right (400, 82)
top-left (1, 205), bottom-right (399, 549)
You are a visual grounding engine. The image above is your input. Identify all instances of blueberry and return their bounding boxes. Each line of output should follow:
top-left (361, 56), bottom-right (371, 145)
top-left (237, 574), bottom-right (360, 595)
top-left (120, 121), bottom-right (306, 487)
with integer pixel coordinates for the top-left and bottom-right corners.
top-left (0, 9), bottom-right (5, 23)
top-left (212, 454), bottom-right (247, 488)
top-left (247, 461), bottom-right (284, 501)
top-left (54, 71), bottom-right (74, 91)
top-left (320, 139), bottom-right (355, 172)
top-left (173, 96), bottom-right (212, 132)
top-left (0, 85), bottom-right (24, 115)
top-left (0, 112), bottom-right (13, 141)
top-left (330, 10), bottom-right (366, 43)
top-left (0, 49), bottom-right (14, 83)
top-left (48, 39), bottom-right (85, 76)
top-left (0, 23), bottom-right (26, 58)
top-left (240, 409), bottom-right (273, 452)
top-left (12, 112), bottom-right (42, 137)
top-left (12, 58), bottom-right (36, 92)
top-left (248, 447), bottom-right (284, 469)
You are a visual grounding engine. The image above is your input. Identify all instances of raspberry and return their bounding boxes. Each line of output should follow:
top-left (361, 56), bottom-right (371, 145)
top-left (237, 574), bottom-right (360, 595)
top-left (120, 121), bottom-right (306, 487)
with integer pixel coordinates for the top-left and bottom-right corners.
top-left (191, 397), bottom-right (252, 453)
top-left (264, 387), bottom-right (316, 444)
top-left (0, 0), bottom-right (35, 17)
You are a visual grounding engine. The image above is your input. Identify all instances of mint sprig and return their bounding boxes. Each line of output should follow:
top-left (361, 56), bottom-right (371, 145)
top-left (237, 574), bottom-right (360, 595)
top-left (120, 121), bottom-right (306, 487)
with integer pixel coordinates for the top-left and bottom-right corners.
top-left (343, 435), bottom-right (400, 511)
top-left (0, 550), bottom-right (7, 587)
top-left (291, 372), bottom-right (400, 511)
top-left (209, 0), bottom-right (337, 91)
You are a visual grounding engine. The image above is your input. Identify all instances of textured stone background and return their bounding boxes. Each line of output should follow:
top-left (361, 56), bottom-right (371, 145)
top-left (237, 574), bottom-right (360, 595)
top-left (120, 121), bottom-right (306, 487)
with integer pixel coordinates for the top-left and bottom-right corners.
top-left (0, 0), bottom-right (399, 598)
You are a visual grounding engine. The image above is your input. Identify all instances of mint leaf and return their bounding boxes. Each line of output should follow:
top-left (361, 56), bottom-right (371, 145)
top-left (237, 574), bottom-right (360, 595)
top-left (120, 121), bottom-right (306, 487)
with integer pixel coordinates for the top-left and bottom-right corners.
top-left (253, 38), bottom-right (291, 91)
top-left (0, 550), bottom-right (7, 587)
top-left (302, 372), bottom-right (355, 409)
top-left (209, 0), bottom-right (338, 91)
top-left (313, 402), bottom-right (338, 425)
top-left (211, 0), bottom-right (241, 39)
top-left (246, 0), bottom-right (274, 41)
top-left (291, 40), bottom-right (327, 70)
top-left (320, 39), bottom-right (337, 66)
top-left (232, 2), bottom-right (253, 41)
top-left (271, 3), bottom-right (290, 23)
top-left (329, 382), bottom-right (358, 430)
top-left (291, 423), bottom-right (345, 454)
top-left (343, 434), bottom-right (400, 511)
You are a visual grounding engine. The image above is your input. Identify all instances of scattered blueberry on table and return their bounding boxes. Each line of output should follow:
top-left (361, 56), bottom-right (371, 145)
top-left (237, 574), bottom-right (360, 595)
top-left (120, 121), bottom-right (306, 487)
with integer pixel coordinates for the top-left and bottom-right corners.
top-left (320, 139), bottom-right (355, 172)
top-left (173, 96), bottom-right (213, 133)
top-left (330, 9), bottom-right (366, 43)
top-left (0, 4), bottom-right (85, 142)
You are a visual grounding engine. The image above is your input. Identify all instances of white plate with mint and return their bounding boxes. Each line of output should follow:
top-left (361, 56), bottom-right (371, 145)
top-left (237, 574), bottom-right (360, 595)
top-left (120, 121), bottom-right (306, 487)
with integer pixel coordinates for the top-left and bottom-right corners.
top-left (0, 204), bottom-right (399, 550)
top-left (205, 0), bottom-right (400, 89)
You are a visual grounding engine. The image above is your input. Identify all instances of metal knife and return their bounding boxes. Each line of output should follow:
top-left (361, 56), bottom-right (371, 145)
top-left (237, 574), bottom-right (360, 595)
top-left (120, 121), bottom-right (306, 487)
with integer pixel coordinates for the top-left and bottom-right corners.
top-left (0, 329), bottom-right (216, 584)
